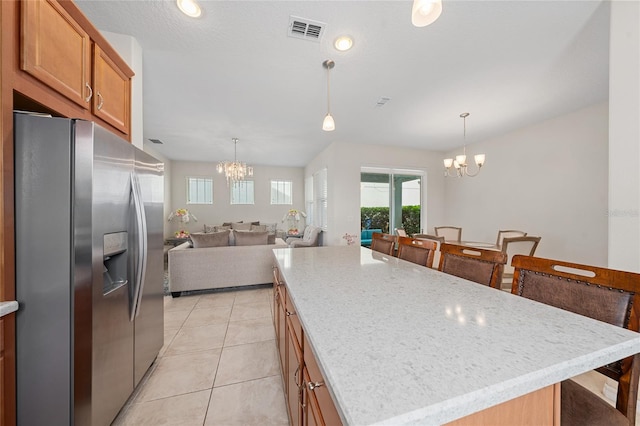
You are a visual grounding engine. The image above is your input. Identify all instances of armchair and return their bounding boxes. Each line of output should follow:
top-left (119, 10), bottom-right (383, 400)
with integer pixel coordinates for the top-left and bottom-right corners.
top-left (288, 225), bottom-right (321, 248)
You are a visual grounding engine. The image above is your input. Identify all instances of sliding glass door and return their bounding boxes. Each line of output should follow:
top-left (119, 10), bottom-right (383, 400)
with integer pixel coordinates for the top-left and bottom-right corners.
top-left (360, 168), bottom-right (423, 237)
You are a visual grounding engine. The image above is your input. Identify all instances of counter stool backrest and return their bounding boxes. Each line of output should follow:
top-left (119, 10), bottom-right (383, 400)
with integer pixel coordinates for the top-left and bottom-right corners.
top-left (397, 237), bottom-right (437, 268)
top-left (413, 234), bottom-right (444, 268)
top-left (511, 255), bottom-right (640, 425)
top-left (434, 226), bottom-right (462, 242)
top-left (496, 229), bottom-right (527, 247)
top-left (438, 243), bottom-right (507, 288)
top-left (370, 232), bottom-right (396, 256)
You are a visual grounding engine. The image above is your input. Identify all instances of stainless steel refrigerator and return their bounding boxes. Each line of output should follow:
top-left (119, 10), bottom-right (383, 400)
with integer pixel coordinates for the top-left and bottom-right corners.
top-left (14, 112), bottom-right (164, 426)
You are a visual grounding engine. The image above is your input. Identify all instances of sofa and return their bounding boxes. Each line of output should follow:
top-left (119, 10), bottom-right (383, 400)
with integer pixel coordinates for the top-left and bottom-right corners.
top-left (168, 235), bottom-right (288, 297)
top-left (360, 229), bottom-right (382, 247)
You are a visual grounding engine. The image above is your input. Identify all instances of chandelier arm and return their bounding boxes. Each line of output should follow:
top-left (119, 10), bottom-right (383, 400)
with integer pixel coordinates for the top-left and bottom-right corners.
top-left (463, 164), bottom-right (482, 177)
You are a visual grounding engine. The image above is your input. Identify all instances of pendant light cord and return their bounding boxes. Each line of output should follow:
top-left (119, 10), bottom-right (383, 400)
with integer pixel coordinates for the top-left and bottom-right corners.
top-left (326, 65), bottom-right (331, 114)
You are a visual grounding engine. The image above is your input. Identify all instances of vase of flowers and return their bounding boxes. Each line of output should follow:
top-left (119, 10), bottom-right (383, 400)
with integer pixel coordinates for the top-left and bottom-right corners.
top-left (168, 208), bottom-right (198, 237)
top-left (342, 233), bottom-right (358, 246)
top-left (282, 209), bottom-right (306, 234)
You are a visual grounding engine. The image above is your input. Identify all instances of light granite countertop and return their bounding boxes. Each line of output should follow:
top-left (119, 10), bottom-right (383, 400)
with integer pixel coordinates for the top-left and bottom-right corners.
top-left (0, 301), bottom-right (19, 318)
top-left (273, 246), bottom-right (640, 425)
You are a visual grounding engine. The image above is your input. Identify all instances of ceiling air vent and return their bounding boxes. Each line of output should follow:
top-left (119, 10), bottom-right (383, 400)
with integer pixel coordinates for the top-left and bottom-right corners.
top-left (288, 16), bottom-right (326, 42)
top-left (149, 138), bottom-right (164, 144)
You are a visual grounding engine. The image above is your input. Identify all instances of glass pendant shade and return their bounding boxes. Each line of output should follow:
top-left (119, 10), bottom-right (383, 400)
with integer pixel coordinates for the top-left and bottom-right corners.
top-left (411, 0), bottom-right (443, 27)
top-left (323, 113), bottom-right (335, 132)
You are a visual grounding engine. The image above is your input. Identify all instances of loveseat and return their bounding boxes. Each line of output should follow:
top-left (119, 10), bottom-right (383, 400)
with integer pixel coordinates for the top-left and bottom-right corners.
top-left (168, 235), bottom-right (287, 297)
top-left (360, 229), bottom-right (382, 247)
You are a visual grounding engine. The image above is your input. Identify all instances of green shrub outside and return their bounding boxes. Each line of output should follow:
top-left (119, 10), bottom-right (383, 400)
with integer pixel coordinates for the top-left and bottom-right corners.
top-left (361, 205), bottom-right (421, 235)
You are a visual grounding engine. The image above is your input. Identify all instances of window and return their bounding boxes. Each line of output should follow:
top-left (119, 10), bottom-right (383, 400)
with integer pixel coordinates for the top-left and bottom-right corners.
top-left (314, 168), bottom-right (328, 230)
top-left (270, 180), bottom-right (292, 205)
top-left (230, 180), bottom-right (254, 204)
top-left (186, 177), bottom-right (213, 204)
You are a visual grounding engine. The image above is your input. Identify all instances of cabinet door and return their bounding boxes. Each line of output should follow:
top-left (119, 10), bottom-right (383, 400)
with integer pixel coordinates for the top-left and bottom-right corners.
top-left (303, 334), bottom-right (342, 426)
top-left (287, 318), bottom-right (303, 426)
top-left (303, 368), bottom-right (322, 426)
top-left (276, 286), bottom-right (287, 374)
top-left (21, 0), bottom-right (91, 109)
top-left (93, 44), bottom-right (131, 134)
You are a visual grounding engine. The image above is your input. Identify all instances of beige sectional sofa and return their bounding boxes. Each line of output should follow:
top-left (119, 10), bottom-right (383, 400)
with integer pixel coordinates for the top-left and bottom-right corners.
top-left (168, 238), bottom-right (287, 297)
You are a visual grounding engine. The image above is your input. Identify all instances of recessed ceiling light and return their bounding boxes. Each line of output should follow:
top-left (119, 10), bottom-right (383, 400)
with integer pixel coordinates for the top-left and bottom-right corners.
top-left (177, 0), bottom-right (201, 18)
top-left (334, 36), bottom-right (353, 52)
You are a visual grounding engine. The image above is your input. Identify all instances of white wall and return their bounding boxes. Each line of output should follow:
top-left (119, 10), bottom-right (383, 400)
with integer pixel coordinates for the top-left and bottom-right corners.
top-left (143, 143), bottom-right (173, 238)
top-left (608, 0), bottom-right (640, 272)
top-left (305, 142), bottom-right (446, 246)
top-left (170, 161), bottom-right (305, 235)
top-left (443, 102), bottom-right (609, 266)
top-left (100, 31), bottom-right (144, 149)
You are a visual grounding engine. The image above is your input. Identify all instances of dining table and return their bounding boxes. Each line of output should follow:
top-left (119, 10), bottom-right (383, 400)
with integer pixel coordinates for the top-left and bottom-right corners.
top-left (444, 240), bottom-right (501, 251)
top-left (273, 245), bottom-right (640, 425)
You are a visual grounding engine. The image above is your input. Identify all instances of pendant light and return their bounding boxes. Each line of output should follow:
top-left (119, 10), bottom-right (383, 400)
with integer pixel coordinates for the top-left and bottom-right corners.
top-left (411, 0), bottom-right (443, 27)
top-left (322, 59), bottom-right (335, 132)
top-left (443, 113), bottom-right (486, 178)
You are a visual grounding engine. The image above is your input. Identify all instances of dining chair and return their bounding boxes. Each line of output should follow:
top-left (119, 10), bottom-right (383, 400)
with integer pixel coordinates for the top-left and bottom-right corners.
top-left (394, 228), bottom-right (408, 237)
top-left (396, 236), bottom-right (437, 268)
top-left (499, 236), bottom-right (541, 290)
top-left (438, 243), bottom-right (507, 288)
top-left (413, 234), bottom-right (445, 269)
top-left (434, 226), bottom-right (462, 242)
top-left (496, 229), bottom-right (527, 247)
top-left (510, 255), bottom-right (640, 426)
top-left (370, 232), bottom-right (396, 256)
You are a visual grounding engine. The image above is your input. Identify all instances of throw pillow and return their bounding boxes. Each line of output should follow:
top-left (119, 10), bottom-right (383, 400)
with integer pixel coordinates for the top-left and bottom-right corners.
top-left (251, 221), bottom-right (260, 225)
top-left (214, 225), bottom-right (231, 232)
top-left (190, 230), bottom-right (230, 248)
top-left (231, 222), bottom-right (252, 231)
top-left (234, 230), bottom-right (268, 246)
top-left (203, 224), bottom-right (216, 233)
top-left (222, 221), bottom-right (238, 227)
top-left (267, 234), bottom-right (276, 245)
top-left (251, 224), bottom-right (267, 232)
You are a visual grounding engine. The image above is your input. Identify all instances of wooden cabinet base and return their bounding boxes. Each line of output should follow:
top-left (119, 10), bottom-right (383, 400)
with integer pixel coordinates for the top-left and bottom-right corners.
top-left (445, 383), bottom-right (559, 426)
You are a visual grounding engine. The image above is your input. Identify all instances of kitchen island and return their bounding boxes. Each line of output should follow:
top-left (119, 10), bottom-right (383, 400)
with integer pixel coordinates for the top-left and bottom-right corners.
top-left (272, 246), bottom-right (640, 425)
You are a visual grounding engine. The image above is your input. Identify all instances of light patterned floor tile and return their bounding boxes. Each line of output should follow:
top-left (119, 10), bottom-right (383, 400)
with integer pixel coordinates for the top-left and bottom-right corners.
top-left (135, 349), bottom-right (221, 402)
top-left (164, 323), bottom-right (228, 356)
top-left (230, 300), bottom-right (272, 322)
top-left (158, 327), bottom-right (180, 358)
top-left (164, 309), bottom-right (192, 329)
top-left (183, 306), bottom-right (232, 328)
top-left (114, 390), bottom-right (210, 426)
top-left (195, 292), bottom-right (236, 309)
top-left (214, 340), bottom-right (280, 387)
top-left (233, 288), bottom-right (272, 305)
top-left (224, 316), bottom-right (275, 347)
top-left (164, 294), bottom-right (201, 312)
top-left (205, 376), bottom-right (288, 425)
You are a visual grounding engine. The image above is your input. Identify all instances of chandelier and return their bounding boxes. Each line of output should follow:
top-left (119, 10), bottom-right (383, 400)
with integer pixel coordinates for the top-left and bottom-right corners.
top-left (443, 113), bottom-right (486, 178)
top-left (217, 138), bottom-right (253, 184)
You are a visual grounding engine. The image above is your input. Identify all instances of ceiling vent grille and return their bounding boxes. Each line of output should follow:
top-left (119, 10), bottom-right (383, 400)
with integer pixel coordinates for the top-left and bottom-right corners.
top-left (149, 138), bottom-right (164, 144)
top-left (288, 16), bottom-right (326, 42)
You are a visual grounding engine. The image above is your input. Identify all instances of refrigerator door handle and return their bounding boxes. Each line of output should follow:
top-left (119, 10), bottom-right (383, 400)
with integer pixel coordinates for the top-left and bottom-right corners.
top-left (130, 171), bottom-right (148, 321)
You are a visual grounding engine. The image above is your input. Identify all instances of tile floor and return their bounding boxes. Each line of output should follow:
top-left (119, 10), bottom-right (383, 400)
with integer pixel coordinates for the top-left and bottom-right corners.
top-left (112, 286), bottom-right (289, 426)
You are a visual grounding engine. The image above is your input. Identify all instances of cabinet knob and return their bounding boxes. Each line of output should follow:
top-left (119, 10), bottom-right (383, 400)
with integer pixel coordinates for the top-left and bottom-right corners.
top-left (307, 381), bottom-right (324, 391)
top-left (286, 310), bottom-right (296, 317)
top-left (84, 83), bottom-right (93, 102)
top-left (96, 92), bottom-right (104, 110)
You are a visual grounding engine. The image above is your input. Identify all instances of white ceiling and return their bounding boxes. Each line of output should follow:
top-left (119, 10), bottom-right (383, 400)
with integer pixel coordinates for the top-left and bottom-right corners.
top-left (74, 0), bottom-right (610, 167)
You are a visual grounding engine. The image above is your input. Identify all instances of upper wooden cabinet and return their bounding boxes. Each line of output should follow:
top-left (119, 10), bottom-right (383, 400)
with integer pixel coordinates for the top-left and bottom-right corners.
top-left (19, 0), bottom-right (133, 136)
top-left (21, 0), bottom-right (91, 110)
top-left (93, 44), bottom-right (130, 134)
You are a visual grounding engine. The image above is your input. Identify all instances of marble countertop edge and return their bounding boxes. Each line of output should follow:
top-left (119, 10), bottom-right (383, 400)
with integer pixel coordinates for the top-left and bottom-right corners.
top-left (0, 301), bottom-right (19, 318)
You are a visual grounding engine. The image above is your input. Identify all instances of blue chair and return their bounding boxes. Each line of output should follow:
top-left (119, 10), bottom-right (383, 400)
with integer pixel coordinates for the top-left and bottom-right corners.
top-left (360, 229), bottom-right (382, 247)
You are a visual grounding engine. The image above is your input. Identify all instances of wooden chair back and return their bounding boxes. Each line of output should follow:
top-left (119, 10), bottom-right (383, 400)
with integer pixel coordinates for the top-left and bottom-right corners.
top-left (394, 228), bottom-right (408, 237)
top-left (413, 234), bottom-right (444, 268)
top-left (434, 226), bottom-right (462, 242)
top-left (499, 236), bottom-right (541, 289)
top-left (496, 229), bottom-right (527, 247)
top-left (370, 232), bottom-right (396, 256)
top-left (511, 255), bottom-right (640, 424)
top-left (438, 243), bottom-right (507, 288)
top-left (397, 237), bottom-right (437, 268)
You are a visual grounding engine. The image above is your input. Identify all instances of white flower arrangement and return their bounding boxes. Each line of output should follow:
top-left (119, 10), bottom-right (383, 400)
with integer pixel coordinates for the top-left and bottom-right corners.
top-left (167, 208), bottom-right (198, 224)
